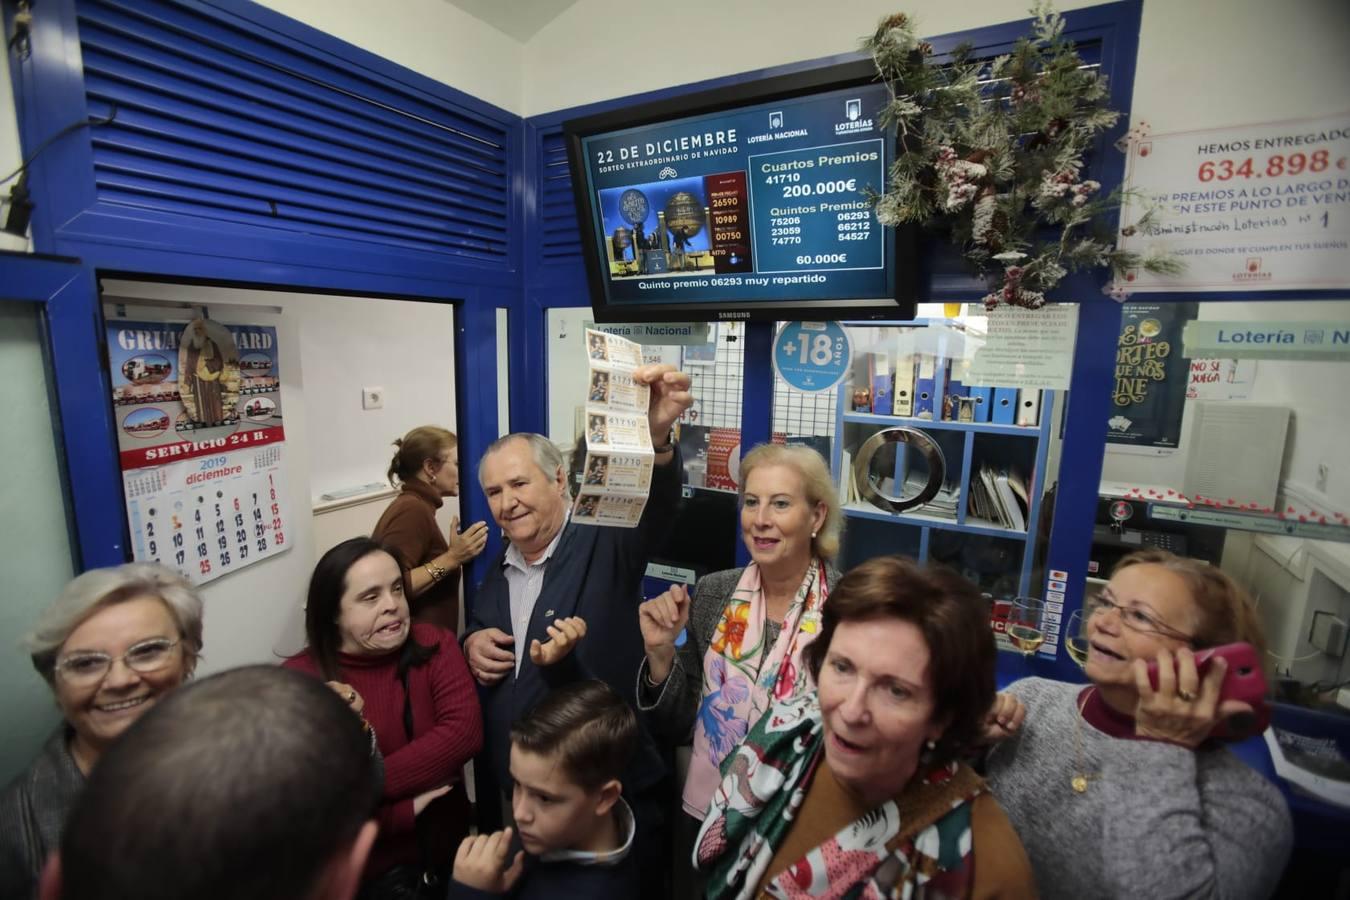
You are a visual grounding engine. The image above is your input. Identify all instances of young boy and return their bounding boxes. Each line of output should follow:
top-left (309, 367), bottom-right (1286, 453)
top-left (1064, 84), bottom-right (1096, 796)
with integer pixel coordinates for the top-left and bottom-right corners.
top-left (450, 680), bottom-right (639, 899)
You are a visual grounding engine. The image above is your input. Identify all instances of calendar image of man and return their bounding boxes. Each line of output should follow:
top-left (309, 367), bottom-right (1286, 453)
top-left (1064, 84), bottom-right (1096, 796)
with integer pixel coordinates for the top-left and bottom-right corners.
top-left (178, 318), bottom-right (241, 427)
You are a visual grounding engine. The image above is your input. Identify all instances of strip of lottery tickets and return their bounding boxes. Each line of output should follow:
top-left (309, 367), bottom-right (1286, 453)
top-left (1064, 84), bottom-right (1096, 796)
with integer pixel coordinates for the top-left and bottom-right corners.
top-left (576, 329), bottom-right (655, 527)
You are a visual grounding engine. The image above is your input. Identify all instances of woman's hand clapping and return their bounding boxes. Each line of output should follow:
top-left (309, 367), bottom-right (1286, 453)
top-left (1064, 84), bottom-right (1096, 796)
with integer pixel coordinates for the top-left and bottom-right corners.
top-left (638, 585), bottom-right (691, 684)
top-left (447, 516), bottom-right (489, 567)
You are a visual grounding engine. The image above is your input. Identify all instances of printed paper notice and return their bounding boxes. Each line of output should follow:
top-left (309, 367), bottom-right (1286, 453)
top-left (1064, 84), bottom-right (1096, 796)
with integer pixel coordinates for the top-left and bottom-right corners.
top-left (1116, 113), bottom-right (1350, 292)
top-left (967, 304), bottom-right (1078, 390)
top-left (576, 329), bottom-right (654, 527)
top-left (1186, 358), bottom-right (1256, 400)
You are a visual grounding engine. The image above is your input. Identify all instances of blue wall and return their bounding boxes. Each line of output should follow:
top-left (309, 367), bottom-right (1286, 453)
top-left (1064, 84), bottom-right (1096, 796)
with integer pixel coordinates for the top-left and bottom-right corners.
top-left (13, 0), bottom-right (1315, 681)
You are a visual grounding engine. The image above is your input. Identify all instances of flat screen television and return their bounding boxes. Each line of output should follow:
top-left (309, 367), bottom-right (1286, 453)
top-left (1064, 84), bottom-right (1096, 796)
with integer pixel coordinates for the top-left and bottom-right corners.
top-left (563, 60), bottom-right (919, 323)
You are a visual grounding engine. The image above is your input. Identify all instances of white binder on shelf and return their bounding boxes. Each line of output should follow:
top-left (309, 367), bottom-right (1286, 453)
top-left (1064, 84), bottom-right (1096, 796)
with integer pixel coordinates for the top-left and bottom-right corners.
top-left (893, 354), bottom-right (915, 417)
top-left (1016, 389), bottom-right (1041, 427)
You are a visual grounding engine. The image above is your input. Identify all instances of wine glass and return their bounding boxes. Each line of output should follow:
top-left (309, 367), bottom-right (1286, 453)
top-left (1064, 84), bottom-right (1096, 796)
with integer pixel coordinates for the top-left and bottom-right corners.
top-left (1064, 610), bottom-right (1089, 669)
top-left (1007, 597), bottom-right (1046, 657)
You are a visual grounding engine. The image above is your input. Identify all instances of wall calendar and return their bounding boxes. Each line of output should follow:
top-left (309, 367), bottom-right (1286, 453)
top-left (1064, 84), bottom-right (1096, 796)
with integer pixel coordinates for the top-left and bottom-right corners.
top-left (106, 316), bottom-right (290, 584)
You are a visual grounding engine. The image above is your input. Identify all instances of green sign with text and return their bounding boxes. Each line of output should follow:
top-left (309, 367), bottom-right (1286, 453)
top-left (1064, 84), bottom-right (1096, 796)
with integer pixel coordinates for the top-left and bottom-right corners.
top-left (1182, 321), bottom-right (1350, 360)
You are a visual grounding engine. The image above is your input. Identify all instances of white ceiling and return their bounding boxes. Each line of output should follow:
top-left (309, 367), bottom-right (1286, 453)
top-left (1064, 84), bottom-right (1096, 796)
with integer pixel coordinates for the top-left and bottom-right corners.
top-left (438, 0), bottom-right (581, 42)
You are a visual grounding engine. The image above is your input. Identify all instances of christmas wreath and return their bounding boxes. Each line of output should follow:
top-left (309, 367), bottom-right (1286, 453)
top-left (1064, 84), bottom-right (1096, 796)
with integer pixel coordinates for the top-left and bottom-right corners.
top-left (866, 3), bottom-right (1180, 309)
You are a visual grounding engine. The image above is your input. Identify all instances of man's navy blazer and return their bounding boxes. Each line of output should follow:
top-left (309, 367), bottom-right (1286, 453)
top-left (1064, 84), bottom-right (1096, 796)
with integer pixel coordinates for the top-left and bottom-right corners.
top-left (466, 448), bottom-right (682, 795)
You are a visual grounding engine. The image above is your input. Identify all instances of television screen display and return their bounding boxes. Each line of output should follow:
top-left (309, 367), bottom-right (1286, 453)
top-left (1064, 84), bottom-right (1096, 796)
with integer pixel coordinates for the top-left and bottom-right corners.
top-left (564, 62), bottom-right (918, 322)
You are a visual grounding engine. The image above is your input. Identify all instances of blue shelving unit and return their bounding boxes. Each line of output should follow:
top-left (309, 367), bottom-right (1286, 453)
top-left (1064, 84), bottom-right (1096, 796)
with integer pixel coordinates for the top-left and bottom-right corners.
top-left (830, 322), bottom-right (1056, 598)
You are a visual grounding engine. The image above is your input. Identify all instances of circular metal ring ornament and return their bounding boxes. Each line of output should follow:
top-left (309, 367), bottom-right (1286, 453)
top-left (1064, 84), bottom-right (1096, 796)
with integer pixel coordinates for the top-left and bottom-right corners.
top-left (853, 428), bottom-right (947, 514)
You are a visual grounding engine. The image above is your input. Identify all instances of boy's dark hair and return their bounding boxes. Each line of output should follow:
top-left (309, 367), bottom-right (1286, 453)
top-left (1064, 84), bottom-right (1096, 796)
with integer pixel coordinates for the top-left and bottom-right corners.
top-left (510, 680), bottom-right (637, 792)
top-left (60, 665), bottom-right (380, 900)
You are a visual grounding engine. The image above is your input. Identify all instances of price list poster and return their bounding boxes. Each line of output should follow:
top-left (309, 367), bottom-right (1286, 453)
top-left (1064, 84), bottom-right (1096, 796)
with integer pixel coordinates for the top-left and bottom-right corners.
top-left (1117, 112), bottom-right (1350, 291)
top-left (106, 318), bottom-right (291, 585)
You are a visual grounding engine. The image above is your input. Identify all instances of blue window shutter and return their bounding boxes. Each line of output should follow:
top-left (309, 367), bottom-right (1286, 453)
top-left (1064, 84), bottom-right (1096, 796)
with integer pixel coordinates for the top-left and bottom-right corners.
top-left (74, 0), bottom-right (513, 265)
top-left (537, 128), bottom-right (577, 268)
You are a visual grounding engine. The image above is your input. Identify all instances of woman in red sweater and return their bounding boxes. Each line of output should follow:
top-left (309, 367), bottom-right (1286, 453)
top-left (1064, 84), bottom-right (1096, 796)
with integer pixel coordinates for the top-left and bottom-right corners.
top-left (285, 537), bottom-right (483, 898)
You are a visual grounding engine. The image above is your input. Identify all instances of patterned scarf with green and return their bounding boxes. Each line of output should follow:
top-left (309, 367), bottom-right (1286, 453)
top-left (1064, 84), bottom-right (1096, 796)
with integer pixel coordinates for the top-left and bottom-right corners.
top-left (693, 692), bottom-right (983, 900)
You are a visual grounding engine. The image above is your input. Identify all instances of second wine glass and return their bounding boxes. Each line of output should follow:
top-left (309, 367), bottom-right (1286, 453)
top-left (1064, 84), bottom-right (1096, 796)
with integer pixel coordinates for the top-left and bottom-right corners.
top-left (1064, 609), bottom-right (1089, 668)
top-left (1007, 596), bottom-right (1046, 656)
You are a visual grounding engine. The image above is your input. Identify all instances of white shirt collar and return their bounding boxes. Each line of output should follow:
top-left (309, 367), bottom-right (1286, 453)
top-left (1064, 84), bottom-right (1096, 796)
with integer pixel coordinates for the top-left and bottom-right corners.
top-left (503, 508), bottom-right (570, 572)
top-left (539, 797), bottom-right (636, 866)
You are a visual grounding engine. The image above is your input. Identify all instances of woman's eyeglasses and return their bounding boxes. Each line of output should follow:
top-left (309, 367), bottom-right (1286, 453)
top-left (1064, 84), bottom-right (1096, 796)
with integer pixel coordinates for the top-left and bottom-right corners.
top-left (1085, 594), bottom-right (1194, 643)
top-left (54, 638), bottom-right (181, 686)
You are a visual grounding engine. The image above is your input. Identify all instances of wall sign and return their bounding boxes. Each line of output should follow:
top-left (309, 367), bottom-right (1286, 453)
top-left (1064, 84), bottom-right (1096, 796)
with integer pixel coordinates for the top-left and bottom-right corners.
top-left (1185, 358), bottom-right (1256, 400)
top-left (1182, 320), bottom-right (1350, 360)
top-left (1106, 303), bottom-right (1196, 449)
top-left (1116, 112), bottom-right (1350, 292)
top-left (772, 321), bottom-right (852, 392)
top-left (107, 317), bottom-right (291, 585)
top-left (967, 303), bottom-right (1078, 390)
top-left (583, 320), bottom-right (711, 346)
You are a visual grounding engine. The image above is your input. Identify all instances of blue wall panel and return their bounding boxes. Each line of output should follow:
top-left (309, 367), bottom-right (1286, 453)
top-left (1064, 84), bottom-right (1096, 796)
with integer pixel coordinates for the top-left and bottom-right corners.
top-left (8, 0), bottom-right (1327, 647)
top-left (5, 0), bottom-right (527, 578)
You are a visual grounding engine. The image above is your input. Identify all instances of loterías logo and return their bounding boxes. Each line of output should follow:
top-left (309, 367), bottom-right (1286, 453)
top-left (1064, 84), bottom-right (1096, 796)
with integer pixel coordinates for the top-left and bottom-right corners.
top-left (1233, 257), bottom-right (1272, 282)
top-left (658, 166), bottom-right (678, 179)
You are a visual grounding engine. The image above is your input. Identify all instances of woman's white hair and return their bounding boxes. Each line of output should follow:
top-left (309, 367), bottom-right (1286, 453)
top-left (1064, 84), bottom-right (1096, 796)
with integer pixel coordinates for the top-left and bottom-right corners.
top-left (26, 563), bottom-right (205, 684)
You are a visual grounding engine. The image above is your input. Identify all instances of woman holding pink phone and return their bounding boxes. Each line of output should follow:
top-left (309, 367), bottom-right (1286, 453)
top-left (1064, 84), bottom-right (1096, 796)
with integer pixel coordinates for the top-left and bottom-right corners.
top-left (984, 549), bottom-right (1292, 899)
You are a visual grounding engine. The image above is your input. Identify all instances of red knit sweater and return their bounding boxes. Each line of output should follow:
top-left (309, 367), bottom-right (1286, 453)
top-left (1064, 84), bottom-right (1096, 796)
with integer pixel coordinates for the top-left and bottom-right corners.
top-left (283, 623), bottom-right (482, 876)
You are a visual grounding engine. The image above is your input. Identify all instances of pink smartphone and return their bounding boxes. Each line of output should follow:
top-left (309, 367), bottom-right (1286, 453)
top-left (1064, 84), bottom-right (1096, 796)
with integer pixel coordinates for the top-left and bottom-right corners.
top-left (1146, 642), bottom-right (1271, 741)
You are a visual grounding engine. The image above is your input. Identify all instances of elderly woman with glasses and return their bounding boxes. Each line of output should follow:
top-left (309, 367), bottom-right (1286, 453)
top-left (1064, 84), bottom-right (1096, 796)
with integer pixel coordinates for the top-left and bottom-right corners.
top-left (0, 563), bottom-right (203, 898)
top-left (375, 425), bottom-right (490, 632)
top-left (984, 549), bottom-right (1292, 900)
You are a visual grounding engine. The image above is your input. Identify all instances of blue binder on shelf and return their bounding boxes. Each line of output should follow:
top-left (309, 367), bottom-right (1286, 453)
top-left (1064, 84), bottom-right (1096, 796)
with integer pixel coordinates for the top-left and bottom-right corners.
top-left (914, 355), bottom-right (937, 419)
top-left (992, 387), bottom-right (1018, 424)
top-left (970, 385), bottom-right (994, 423)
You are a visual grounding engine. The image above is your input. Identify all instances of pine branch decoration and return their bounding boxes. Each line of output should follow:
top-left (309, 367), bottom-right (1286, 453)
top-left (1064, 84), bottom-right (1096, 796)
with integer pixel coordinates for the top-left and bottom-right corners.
top-left (865, 2), bottom-right (1179, 309)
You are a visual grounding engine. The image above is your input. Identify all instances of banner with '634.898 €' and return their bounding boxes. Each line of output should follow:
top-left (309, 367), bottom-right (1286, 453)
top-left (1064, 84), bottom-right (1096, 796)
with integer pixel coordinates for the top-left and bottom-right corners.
top-left (1116, 112), bottom-right (1350, 292)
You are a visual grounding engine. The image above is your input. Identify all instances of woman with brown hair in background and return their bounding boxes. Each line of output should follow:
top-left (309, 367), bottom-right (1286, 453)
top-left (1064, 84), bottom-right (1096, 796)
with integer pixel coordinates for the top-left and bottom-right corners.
top-left (374, 426), bottom-right (489, 632)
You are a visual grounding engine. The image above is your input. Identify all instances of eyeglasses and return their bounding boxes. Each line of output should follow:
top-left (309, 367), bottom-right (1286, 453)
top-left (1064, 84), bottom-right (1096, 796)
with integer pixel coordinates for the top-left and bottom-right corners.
top-left (1085, 594), bottom-right (1194, 643)
top-left (54, 638), bottom-right (181, 687)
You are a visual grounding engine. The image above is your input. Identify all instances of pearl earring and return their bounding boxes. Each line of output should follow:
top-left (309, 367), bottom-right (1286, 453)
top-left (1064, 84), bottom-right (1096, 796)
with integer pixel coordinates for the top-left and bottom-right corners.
top-left (925, 739), bottom-right (937, 750)
top-left (811, 531), bottom-right (818, 539)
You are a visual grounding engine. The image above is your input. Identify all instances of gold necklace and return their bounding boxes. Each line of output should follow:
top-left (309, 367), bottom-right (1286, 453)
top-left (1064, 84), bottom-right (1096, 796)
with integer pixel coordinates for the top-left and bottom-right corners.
top-left (1071, 687), bottom-right (1097, 794)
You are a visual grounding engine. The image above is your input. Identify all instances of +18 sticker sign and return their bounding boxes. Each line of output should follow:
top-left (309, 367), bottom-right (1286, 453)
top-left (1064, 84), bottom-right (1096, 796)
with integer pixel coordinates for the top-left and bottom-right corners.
top-left (773, 321), bottom-right (852, 393)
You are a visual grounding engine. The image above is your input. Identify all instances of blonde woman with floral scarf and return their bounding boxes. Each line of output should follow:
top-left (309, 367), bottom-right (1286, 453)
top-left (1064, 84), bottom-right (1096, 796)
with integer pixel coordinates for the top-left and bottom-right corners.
top-left (636, 445), bottom-right (841, 881)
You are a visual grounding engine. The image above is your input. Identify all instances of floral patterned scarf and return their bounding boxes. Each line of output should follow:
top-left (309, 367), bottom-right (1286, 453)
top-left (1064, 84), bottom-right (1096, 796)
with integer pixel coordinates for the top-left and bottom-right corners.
top-left (694, 693), bottom-right (983, 900)
top-left (683, 560), bottom-right (829, 818)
